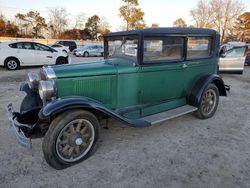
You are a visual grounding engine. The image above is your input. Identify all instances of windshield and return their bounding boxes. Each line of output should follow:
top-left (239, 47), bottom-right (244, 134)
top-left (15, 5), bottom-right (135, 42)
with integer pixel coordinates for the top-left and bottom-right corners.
top-left (106, 36), bottom-right (138, 61)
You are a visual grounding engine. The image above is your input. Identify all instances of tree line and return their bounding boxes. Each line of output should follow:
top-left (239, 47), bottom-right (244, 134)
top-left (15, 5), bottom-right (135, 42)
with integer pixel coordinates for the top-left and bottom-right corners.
top-left (0, 0), bottom-right (249, 43)
top-left (0, 8), bottom-right (111, 40)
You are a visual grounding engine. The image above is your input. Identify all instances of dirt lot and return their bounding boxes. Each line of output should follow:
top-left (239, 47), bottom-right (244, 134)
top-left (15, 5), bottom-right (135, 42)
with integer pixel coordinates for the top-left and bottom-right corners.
top-left (0, 58), bottom-right (250, 188)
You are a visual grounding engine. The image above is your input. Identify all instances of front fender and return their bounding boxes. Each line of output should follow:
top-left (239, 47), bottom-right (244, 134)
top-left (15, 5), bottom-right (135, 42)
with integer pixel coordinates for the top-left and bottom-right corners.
top-left (39, 97), bottom-right (151, 128)
top-left (188, 74), bottom-right (227, 107)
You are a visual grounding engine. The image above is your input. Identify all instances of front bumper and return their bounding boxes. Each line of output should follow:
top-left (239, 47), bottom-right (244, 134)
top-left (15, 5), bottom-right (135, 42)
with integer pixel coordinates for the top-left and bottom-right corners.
top-left (6, 103), bottom-right (32, 149)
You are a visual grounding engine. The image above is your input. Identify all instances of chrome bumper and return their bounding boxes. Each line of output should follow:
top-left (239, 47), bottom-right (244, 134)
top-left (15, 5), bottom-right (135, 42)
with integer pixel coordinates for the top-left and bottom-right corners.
top-left (6, 104), bottom-right (32, 149)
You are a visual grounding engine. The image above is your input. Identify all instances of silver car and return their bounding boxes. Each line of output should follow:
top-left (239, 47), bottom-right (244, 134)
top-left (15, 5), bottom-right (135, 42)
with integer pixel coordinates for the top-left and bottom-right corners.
top-left (219, 45), bottom-right (248, 74)
top-left (74, 44), bottom-right (104, 57)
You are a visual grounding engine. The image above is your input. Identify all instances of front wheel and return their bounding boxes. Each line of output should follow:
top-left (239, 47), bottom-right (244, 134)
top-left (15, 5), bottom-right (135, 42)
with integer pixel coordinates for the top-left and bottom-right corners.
top-left (83, 51), bottom-right (89, 57)
top-left (42, 109), bottom-right (100, 169)
top-left (196, 83), bottom-right (219, 119)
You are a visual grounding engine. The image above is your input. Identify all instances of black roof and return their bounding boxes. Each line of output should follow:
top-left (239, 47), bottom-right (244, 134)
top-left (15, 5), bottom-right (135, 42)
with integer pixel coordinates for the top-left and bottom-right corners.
top-left (104, 27), bottom-right (219, 37)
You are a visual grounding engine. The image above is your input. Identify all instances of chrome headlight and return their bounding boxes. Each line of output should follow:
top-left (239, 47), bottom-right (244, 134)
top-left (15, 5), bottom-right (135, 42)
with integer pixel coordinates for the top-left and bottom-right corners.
top-left (27, 72), bottom-right (40, 90)
top-left (38, 80), bottom-right (56, 101)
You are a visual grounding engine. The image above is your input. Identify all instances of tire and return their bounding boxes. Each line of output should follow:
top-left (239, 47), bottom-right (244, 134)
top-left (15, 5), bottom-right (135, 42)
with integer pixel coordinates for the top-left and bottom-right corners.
top-left (4, 57), bottom-right (20, 70)
top-left (42, 109), bottom-right (100, 169)
top-left (196, 83), bottom-right (219, 119)
top-left (56, 57), bottom-right (67, 65)
top-left (83, 51), bottom-right (89, 57)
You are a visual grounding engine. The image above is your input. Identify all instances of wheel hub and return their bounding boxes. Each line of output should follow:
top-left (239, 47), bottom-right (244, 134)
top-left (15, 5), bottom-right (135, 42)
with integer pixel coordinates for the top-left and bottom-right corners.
top-left (69, 132), bottom-right (85, 146)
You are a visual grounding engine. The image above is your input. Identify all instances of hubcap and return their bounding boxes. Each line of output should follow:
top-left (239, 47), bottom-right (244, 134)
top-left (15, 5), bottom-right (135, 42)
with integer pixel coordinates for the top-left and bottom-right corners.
top-left (7, 60), bottom-right (17, 69)
top-left (201, 89), bottom-right (217, 116)
top-left (55, 119), bottom-right (95, 162)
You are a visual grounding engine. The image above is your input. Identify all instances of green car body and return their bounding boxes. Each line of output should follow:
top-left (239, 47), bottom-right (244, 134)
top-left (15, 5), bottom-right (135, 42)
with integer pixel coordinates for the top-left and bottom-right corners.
top-left (7, 28), bottom-right (228, 169)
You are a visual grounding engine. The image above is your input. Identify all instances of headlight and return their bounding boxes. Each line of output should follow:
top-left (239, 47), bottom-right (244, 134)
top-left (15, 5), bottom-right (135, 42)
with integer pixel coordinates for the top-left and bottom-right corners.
top-left (27, 72), bottom-right (40, 90)
top-left (38, 80), bottom-right (56, 101)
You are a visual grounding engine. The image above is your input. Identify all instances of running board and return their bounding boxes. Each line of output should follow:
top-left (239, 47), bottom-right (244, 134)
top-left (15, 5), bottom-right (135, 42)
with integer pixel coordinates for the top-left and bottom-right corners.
top-left (141, 105), bottom-right (198, 125)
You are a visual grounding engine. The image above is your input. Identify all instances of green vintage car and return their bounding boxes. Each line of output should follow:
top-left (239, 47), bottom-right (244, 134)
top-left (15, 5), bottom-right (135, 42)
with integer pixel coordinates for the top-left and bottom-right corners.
top-left (7, 28), bottom-right (228, 169)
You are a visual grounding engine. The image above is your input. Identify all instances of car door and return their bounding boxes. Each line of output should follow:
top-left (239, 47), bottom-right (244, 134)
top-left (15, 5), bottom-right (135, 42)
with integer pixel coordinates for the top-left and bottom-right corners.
top-left (33, 43), bottom-right (55, 65)
top-left (219, 46), bottom-right (247, 74)
top-left (16, 42), bottom-right (35, 65)
top-left (139, 36), bottom-right (186, 106)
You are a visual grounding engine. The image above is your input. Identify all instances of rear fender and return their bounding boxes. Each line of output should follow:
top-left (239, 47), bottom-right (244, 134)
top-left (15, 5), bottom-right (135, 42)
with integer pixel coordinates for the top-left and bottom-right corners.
top-left (187, 74), bottom-right (227, 107)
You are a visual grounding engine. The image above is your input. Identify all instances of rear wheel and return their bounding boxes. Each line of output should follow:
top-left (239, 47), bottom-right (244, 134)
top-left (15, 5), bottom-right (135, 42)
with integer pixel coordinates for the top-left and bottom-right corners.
top-left (56, 57), bottom-right (68, 65)
top-left (196, 83), bottom-right (219, 119)
top-left (42, 109), bottom-right (100, 169)
top-left (5, 57), bottom-right (20, 70)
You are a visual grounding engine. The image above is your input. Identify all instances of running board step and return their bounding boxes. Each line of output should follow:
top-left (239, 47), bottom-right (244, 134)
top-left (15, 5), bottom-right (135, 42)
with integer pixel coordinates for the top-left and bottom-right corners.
top-left (141, 105), bottom-right (198, 125)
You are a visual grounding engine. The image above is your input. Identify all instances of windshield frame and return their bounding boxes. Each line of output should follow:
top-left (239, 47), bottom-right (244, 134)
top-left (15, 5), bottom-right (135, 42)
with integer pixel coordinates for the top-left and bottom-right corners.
top-left (104, 34), bottom-right (140, 65)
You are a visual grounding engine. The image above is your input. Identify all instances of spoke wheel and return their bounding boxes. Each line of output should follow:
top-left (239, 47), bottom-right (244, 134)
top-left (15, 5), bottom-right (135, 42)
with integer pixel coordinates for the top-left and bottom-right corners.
top-left (42, 110), bottom-right (100, 169)
top-left (196, 83), bottom-right (219, 119)
top-left (200, 89), bottom-right (217, 116)
top-left (56, 119), bottom-right (95, 162)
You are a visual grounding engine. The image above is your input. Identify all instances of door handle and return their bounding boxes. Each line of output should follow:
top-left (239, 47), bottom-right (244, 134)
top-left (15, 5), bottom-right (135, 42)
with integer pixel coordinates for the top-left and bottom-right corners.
top-left (46, 56), bottom-right (53, 58)
top-left (182, 63), bottom-right (188, 69)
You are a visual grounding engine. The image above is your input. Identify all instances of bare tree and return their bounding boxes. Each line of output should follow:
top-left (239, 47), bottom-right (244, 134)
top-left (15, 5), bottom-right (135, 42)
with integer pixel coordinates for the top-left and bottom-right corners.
top-left (99, 17), bottom-right (111, 36)
top-left (173, 18), bottom-right (187, 27)
top-left (47, 7), bottom-right (68, 38)
top-left (210, 0), bottom-right (244, 42)
top-left (73, 12), bottom-right (86, 29)
top-left (15, 11), bottom-right (47, 38)
top-left (190, 0), bottom-right (214, 28)
top-left (190, 0), bottom-right (245, 42)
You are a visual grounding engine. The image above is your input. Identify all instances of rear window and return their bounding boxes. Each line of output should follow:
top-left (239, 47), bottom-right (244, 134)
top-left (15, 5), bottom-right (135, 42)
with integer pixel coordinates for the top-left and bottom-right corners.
top-left (187, 37), bottom-right (211, 59)
top-left (8, 43), bottom-right (17, 48)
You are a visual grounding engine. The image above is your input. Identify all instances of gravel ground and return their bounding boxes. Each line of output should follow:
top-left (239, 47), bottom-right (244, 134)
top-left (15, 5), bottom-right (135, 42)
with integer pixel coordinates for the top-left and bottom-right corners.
top-left (0, 57), bottom-right (250, 188)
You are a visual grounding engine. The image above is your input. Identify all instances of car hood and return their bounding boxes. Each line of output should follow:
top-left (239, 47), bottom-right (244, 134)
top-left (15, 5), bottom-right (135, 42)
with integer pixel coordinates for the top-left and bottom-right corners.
top-left (51, 59), bottom-right (121, 79)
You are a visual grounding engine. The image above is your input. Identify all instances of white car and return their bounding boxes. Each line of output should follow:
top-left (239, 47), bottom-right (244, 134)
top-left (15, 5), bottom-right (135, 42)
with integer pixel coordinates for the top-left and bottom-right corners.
top-left (0, 41), bottom-right (69, 70)
top-left (219, 43), bottom-right (248, 74)
top-left (50, 44), bottom-right (70, 54)
top-left (74, 44), bottom-right (104, 57)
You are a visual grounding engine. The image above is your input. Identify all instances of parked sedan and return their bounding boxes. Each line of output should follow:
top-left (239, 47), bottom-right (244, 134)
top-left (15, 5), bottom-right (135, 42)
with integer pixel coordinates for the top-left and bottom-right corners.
top-left (0, 41), bottom-right (69, 70)
top-left (74, 44), bottom-right (104, 57)
top-left (50, 44), bottom-right (70, 53)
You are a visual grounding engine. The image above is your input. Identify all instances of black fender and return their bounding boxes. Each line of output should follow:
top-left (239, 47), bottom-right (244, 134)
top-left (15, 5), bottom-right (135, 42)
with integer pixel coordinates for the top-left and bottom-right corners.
top-left (39, 96), bottom-right (151, 128)
top-left (187, 74), bottom-right (227, 107)
top-left (20, 83), bottom-right (42, 113)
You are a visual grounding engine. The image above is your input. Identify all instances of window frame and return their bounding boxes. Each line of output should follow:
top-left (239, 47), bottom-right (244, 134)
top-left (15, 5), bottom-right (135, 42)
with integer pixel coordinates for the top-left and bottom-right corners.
top-left (186, 36), bottom-right (213, 60)
top-left (142, 35), bottom-right (185, 65)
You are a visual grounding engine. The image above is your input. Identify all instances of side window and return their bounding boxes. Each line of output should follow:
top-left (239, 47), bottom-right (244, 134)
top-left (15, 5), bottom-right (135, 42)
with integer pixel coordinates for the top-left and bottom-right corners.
top-left (8, 43), bottom-right (17, 48)
top-left (143, 37), bottom-right (184, 63)
top-left (22, 42), bottom-right (33, 50)
top-left (187, 37), bottom-right (211, 59)
top-left (225, 47), bottom-right (246, 57)
top-left (33, 43), bottom-right (51, 51)
top-left (17, 43), bottom-right (23, 49)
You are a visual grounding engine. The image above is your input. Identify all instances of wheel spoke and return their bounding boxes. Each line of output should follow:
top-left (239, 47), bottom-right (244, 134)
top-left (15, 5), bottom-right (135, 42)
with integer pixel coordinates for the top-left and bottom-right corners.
top-left (80, 126), bottom-right (87, 134)
top-left (76, 120), bottom-right (83, 132)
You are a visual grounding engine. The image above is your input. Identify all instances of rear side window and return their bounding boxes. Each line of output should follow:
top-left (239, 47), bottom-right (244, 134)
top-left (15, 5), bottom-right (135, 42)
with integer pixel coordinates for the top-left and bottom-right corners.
top-left (8, 43), bottom-right (17, 48)
top-left (143, 37), bottom-right (184, 63)
top-left (187, 37), bottom-right (211, 59)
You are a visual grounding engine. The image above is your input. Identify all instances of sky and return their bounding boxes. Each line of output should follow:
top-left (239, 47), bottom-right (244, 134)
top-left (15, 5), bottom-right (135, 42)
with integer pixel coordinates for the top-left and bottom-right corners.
top-left (0, 0), bottom-right (250, 31)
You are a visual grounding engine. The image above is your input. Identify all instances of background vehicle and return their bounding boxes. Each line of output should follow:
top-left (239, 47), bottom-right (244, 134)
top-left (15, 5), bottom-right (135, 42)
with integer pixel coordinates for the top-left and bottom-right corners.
top-left (74, 44), bottom-right (104, 57)
top-left (50, 44), bottom-right (70, 54)
top-left (219, 43), bottom-right (248, 74)
top-left (7, 28), bottom-right (227, 169)
top-left (0, 41), bottom-right (69, 70)
top-left (55, 40), bottom-right (77, 51)
top-left (245, 46), bottom-right (250, 65)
